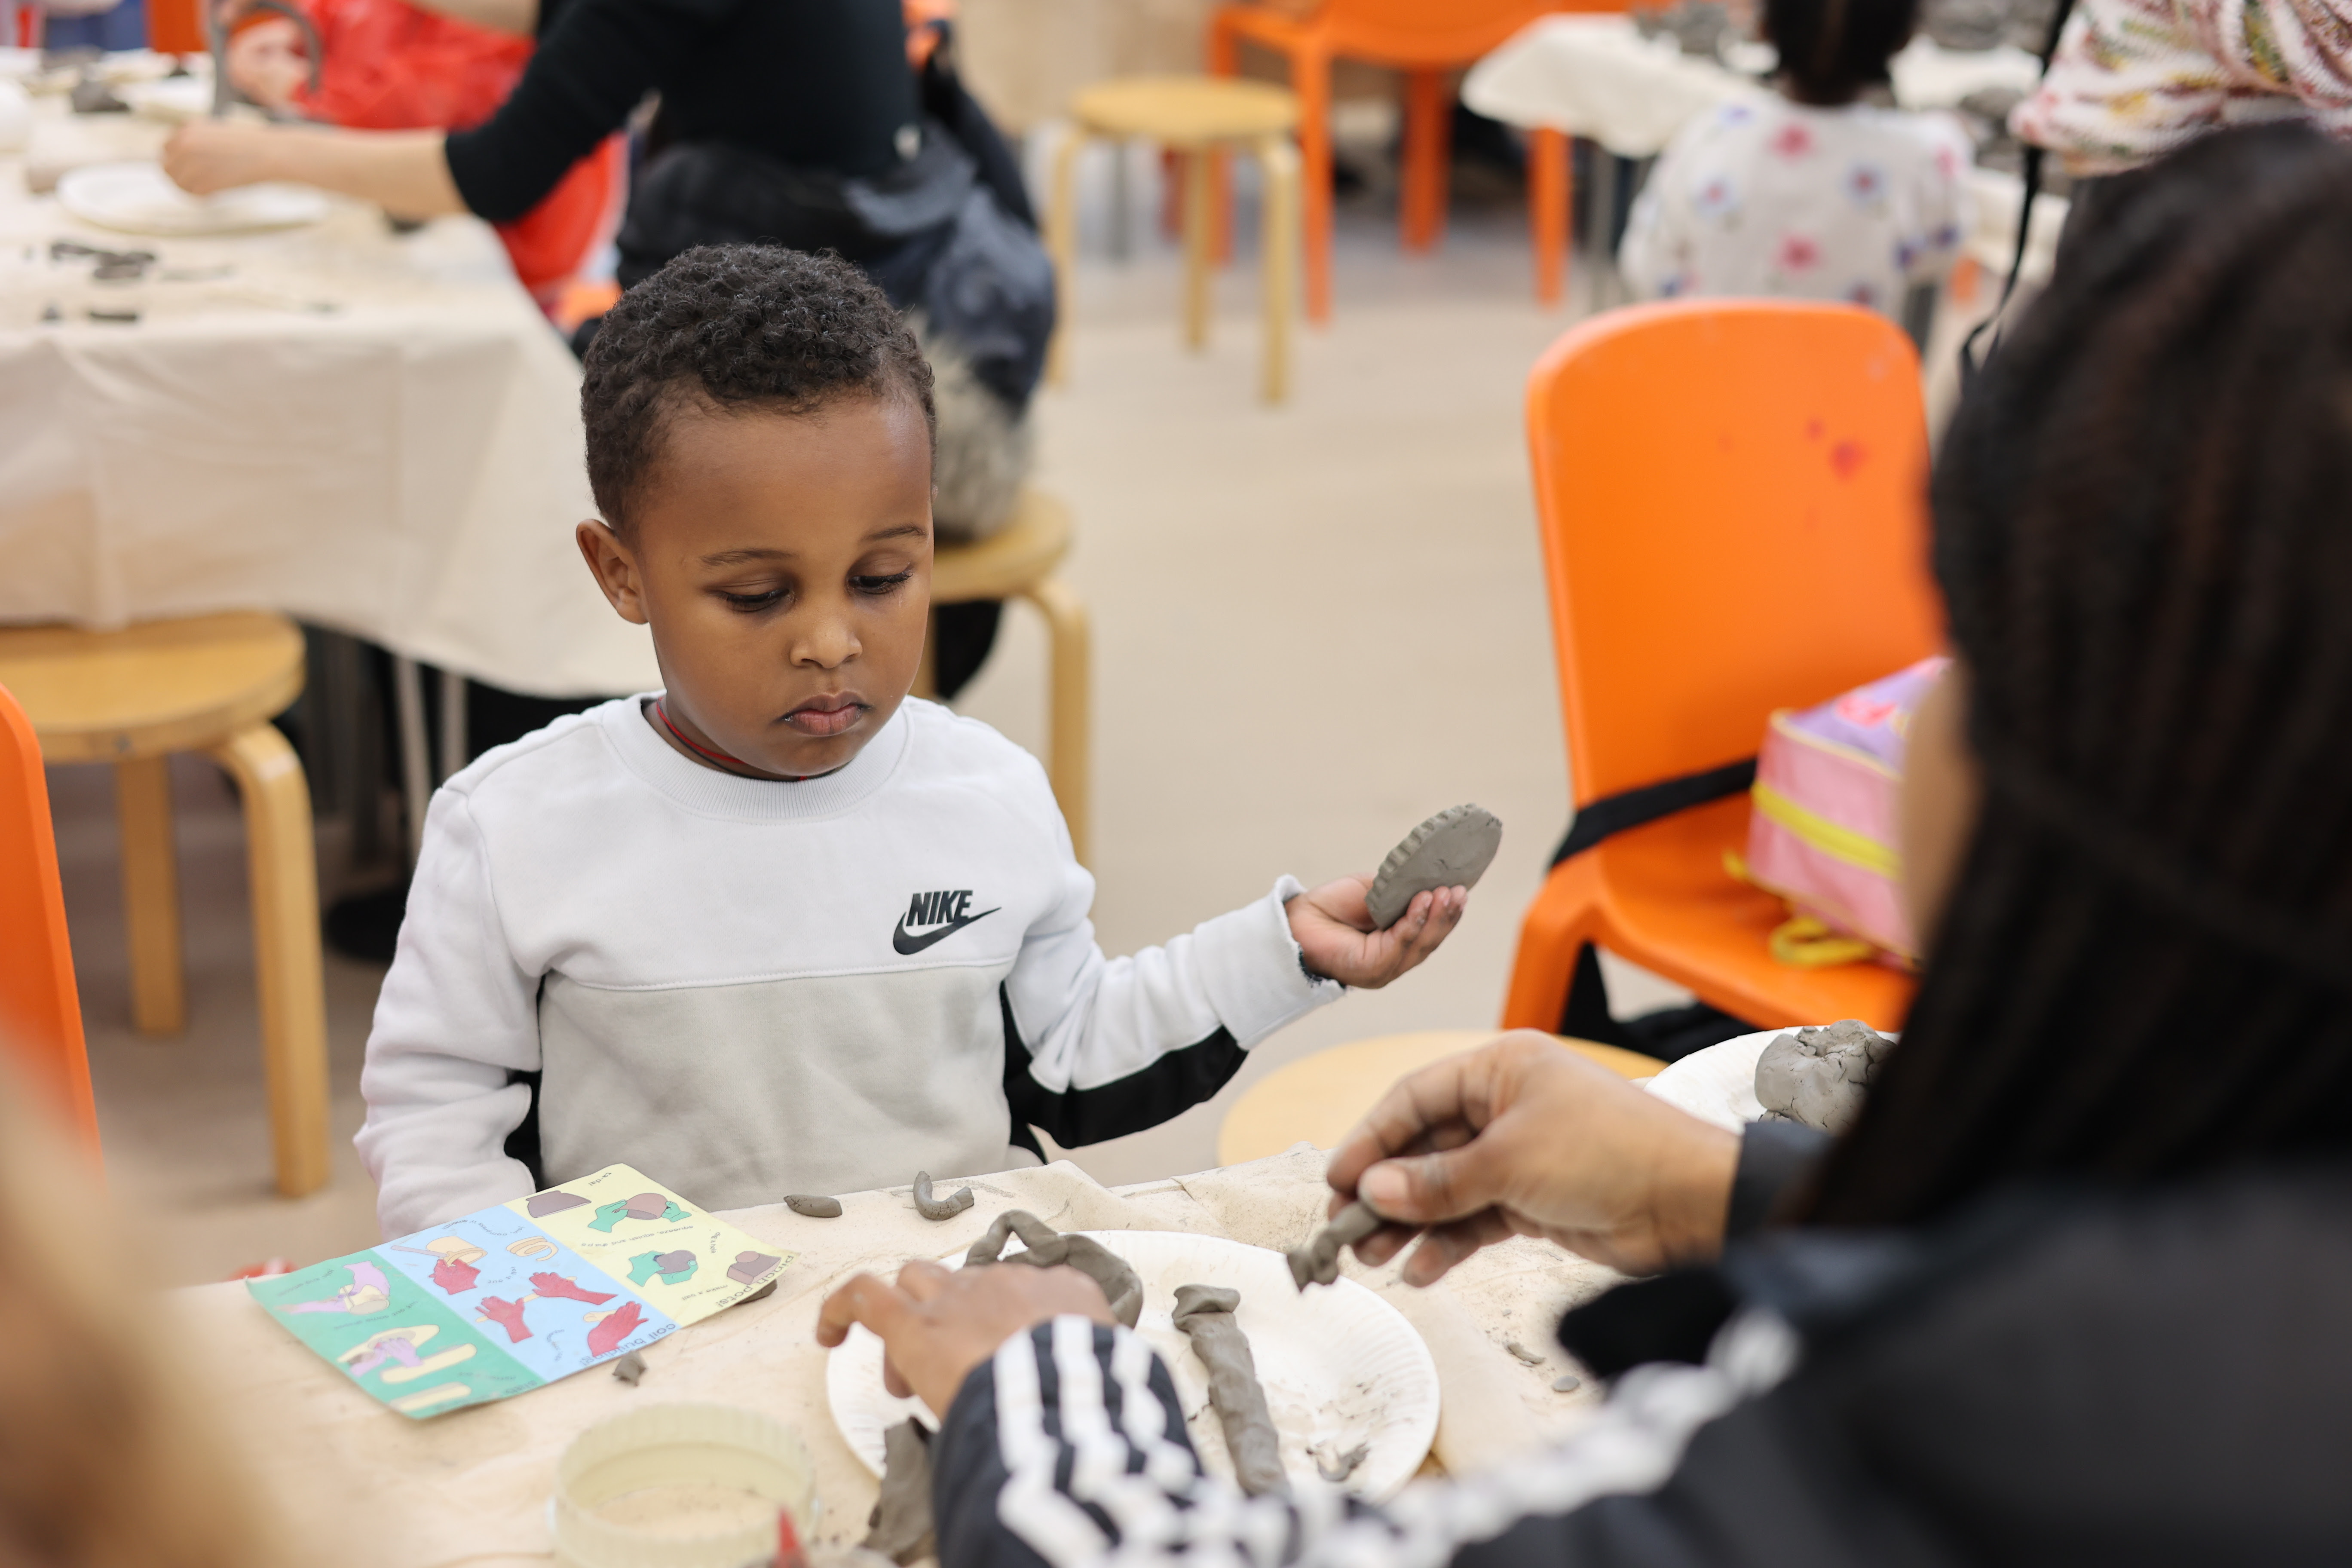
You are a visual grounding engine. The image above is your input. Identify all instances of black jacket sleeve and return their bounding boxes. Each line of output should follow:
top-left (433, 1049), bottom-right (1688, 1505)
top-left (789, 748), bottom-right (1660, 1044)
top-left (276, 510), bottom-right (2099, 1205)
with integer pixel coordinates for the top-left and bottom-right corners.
top-left (444, 0), bottom-right (730, 222)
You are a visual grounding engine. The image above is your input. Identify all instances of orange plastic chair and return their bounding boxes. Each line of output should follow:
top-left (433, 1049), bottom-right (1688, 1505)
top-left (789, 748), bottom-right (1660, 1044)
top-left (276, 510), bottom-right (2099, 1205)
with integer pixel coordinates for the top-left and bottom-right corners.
top-left (0, 682), bottom-right (99, 1148)
top-left (1502, 300), bottom-right (1943, 1038)
top-left (1208, 0), bottom-right (1605, 318)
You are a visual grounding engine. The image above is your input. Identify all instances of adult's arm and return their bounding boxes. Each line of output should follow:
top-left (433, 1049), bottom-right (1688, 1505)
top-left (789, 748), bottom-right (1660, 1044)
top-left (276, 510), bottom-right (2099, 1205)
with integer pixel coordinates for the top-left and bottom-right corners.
top-left (441, 0), bottom-right (726, 223)
top-left (162, 122), bottom-right (466, 217)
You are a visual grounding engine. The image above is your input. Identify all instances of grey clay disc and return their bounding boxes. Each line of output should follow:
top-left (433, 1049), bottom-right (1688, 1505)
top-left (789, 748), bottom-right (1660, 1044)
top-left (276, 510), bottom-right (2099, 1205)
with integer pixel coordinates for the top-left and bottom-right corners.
top-left (1366, 804), bottom-right (1503, 929)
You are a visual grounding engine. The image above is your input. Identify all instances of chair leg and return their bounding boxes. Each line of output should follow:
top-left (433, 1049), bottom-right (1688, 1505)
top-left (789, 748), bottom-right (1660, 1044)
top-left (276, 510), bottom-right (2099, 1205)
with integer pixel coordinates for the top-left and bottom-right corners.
top-left (1207, 16), bottom-right (1240, 263)
top-left (1529, 127), bottom-right (1571, 306)
top-left (1045, 127), bottom-right (1086, 387)
top-left (207, 722), bottom-right (330, 1199)
top-left (1021, 576), bottom-right (1091, 867)
top-left (1259, 135), bottom-right (1298, 404)
top-left (114, 754), bottom-right (187, 1035)
top-left (1182, 145), bottom-right (1214, 352)
top-left (1291, 47), bottom-right (1334, 323)
top-left (1400, 68), bottom-right (1452, 253)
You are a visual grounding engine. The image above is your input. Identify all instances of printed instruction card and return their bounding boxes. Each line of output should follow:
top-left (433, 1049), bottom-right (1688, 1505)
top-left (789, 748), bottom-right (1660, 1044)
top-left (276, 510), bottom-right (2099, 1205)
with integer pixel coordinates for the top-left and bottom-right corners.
top-left (249, 1164), bottom-right (794, 1418)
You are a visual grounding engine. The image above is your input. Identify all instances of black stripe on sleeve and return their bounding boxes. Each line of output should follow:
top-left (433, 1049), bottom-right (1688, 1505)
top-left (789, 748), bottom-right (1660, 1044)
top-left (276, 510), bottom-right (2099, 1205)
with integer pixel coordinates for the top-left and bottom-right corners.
top-left (1000, 985), bottom-right (1247, 1149)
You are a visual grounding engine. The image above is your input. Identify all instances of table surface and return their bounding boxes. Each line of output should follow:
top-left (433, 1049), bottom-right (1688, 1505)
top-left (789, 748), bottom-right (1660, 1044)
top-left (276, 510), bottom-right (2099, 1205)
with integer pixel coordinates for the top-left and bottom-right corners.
top-left (0, 80), bottom-right (657, 698)
top-left (182, 1149), bottom-right (1624, 1567)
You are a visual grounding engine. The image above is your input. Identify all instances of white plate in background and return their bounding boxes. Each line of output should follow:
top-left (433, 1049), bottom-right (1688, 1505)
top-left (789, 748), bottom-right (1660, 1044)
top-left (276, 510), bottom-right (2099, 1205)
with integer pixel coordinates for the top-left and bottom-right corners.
top-left (58, 160), bottom-right (327, 235)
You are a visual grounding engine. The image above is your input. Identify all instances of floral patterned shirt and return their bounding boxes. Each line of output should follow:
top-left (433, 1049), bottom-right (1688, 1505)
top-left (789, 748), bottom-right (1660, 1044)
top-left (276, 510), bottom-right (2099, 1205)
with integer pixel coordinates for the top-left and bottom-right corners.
top-left (1619, 96), bottom-right (1975, 317)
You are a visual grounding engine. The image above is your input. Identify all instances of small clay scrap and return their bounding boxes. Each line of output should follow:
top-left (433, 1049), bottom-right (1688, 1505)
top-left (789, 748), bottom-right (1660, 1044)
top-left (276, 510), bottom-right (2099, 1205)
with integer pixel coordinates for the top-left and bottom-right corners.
top-left (1315, 1443), bottom-right (1369, 1484)
top-left (1171, 1285), bottom-right (1289, 1497)
top-left (911, 1171), bottom-right (974, 1221)
top-left (784, 1194), bottom-right (844, 1218)
top-left (736, 1279), bottom-right (778, 1305)
top-left (609, 1351), bottom-right (646, 1386)
top-left (861, 1418), bottom-right (936, 1565)
top-left (1753, 1019), bottom-right (1896, 1136)
top-left (526, 1189), bottom-right (590, 1217)
top-left (1365, 804), bottom-right (1503, 929)
top-left (963, 1210), bottom-right (1144, 1328)
top-left (1552, 1374), bottom-right (1583, 1393)
top-left (1287, 1201), bottom-right (1382, 1290)
top-left (1504, 1339), bottom-right (1545, 1366)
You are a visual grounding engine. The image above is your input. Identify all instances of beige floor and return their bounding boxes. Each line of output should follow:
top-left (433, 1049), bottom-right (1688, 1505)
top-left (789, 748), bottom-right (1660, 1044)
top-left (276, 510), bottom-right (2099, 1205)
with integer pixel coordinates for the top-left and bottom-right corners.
top-left (51, 193), bottom-right (1690, 1286)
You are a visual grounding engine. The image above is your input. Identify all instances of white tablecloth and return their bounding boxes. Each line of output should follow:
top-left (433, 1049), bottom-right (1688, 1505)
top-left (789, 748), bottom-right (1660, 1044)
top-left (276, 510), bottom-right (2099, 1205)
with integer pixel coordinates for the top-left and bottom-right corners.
top-left (1463, 17), bottom-right (2047, 157)
top-left (0, 96), bottom-right (658, 698)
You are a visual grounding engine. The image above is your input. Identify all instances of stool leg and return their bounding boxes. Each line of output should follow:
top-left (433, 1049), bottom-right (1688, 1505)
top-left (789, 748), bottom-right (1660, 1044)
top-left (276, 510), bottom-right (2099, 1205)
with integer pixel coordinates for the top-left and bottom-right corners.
top-left (114, 754), bottom-right (186, 1035)
top-left (1259, 136), bottom-right (1298, 404)
top-left (207, 723), bottom-right (330, 1199)
top-left (1021, 577), bottom-right (1091, 867)
top-left (1530, 127), bottom-right (1571, 306)
top-left (1046, 127), bottom-right (1085, 386)
top-left (1400, 68), bottom-right (1452, 254)
top-left (1294, 48), bottom-right (1334, 323)
top-left (1182, 146), bottom-right (1213, 352)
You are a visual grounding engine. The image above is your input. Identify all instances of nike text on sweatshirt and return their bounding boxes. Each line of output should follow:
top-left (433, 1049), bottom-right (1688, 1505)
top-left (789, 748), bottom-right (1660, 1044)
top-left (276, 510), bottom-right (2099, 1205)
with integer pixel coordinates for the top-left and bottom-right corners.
top-left (355, 697), bottom-right (1342, 1237)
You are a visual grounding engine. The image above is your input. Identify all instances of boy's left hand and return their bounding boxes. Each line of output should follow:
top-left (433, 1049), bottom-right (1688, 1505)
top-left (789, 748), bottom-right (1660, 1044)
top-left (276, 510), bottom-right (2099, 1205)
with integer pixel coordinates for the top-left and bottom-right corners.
top-left (1286, 878), bottom-right (1466, 989)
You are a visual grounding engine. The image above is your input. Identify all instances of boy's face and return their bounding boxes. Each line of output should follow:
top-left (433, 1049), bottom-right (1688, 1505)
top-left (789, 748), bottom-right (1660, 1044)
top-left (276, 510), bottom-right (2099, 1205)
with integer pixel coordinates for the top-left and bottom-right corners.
top-left (576, 394), bottom-right (933, 780)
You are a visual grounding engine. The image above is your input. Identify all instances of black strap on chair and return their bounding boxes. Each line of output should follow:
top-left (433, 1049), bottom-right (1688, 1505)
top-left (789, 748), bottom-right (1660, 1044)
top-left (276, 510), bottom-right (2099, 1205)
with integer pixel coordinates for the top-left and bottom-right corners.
top-left (1547, 757), bottom-right (1762, 1057)
top-left (1549, 757), bottom-right (1758, 867)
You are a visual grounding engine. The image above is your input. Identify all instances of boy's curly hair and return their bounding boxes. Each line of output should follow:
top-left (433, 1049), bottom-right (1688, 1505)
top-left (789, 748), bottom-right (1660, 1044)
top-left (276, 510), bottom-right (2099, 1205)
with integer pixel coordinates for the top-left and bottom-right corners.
top-left (580, 245), bottom-right (937, 529)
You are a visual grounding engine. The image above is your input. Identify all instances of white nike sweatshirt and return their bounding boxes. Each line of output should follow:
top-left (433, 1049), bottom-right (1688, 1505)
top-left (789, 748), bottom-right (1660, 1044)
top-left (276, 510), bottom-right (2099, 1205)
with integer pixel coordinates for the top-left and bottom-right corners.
top-left (355, 696), bottom-right (1342, 1237)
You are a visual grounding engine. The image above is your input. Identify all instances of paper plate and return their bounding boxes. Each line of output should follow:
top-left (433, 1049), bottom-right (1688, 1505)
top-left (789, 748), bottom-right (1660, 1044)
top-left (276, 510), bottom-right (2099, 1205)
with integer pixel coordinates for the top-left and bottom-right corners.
top-left (1643, 1026), bottom-right (1903, 1131)
top-left (119, 76), bottom-right (214, 124)
top-left (826, 1229), bottom-right (1438, 1501)
top-left (57, 161), bottom-right (328, 236)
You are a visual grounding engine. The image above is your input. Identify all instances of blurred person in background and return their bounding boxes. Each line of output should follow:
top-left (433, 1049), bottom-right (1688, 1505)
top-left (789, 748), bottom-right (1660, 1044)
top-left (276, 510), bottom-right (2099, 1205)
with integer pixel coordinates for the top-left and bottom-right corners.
top-left (222, 0), bottom-right (621, 304)
top-left (1620, 0), bottom-right (1972, 336)
top-left (0, 1066), bottom-right (278, 1568)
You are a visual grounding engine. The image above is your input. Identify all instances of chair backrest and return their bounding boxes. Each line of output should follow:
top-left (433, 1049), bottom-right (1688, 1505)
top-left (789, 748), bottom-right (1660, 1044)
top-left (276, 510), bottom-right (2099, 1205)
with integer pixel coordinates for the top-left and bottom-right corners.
top-left (0, 682), bottom-right (97, 1146)
top-left (1526, 300), bottom-right (1943, 808)
top-left (1323, 0), bottom-right (1594, 62)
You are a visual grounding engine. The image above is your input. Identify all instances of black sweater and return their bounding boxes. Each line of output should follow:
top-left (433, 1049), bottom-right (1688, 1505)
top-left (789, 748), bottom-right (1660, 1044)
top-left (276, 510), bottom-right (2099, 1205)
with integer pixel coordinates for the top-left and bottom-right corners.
top-left (930, 1144), bottom-right (2352, 1568)
top-left (443, 0), bottom-right (916, 224)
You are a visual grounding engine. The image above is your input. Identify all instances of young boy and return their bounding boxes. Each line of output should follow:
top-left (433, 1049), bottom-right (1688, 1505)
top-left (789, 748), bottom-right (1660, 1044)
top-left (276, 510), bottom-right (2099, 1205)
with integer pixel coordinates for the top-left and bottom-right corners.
top-left (356, 245), bottom-right (1467, 1237)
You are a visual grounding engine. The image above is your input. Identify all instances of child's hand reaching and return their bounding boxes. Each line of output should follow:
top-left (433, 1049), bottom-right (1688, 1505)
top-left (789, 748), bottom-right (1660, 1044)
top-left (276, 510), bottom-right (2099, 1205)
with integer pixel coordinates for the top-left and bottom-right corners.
top-left (1286, 878), bottom-right (1466, 989)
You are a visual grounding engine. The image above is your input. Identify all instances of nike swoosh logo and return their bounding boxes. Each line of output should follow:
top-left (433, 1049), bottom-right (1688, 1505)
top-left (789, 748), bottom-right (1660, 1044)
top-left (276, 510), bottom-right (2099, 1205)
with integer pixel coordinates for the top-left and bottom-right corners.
top-left (891, 906), bottom-right (1001, 954)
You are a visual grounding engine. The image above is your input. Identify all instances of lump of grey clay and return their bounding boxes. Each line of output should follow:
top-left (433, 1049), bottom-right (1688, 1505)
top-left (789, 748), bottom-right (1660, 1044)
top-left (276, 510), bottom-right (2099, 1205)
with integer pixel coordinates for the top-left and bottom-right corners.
top-left (1315, 1442), bottom-right (1369, 1484)
top-left (1287, 1201), bottom-right (1382, 1290)
top-left (1504, 1339), bottom-right (1545, 1366)
top-left (1752, 1019), bottom-right (1895, 1136)
top-left (784, 1194), bottom-right (843, 1218)
top-left (1553, 1374), bottom-right (1582, 1393)
top-left (1172, 1284), bottom-right (1289, 1498)
top-left (861, 1418), bottom-right (935, 1565)
top-left (1365, 804), bottom-right (1503, 928)
top-left (610, 1351), bottom-right (646, 1386)
top-left (911, 1171), bottom-right (974, 1221)
top-left (964, 1210), bottom-right (1144, 1328)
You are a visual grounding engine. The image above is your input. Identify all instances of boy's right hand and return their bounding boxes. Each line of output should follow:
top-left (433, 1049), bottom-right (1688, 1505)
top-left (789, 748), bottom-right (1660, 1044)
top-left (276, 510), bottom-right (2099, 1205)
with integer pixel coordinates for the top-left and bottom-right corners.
top-left (1286, 876), bottom-right (1465, 988)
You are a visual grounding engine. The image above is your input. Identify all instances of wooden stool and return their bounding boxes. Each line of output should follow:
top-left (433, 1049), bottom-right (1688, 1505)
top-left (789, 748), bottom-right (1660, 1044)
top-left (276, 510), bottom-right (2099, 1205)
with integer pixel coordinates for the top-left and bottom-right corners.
top-left (1217, 1028), bottom-right (1666, 1166)
top-left (1048, 76), bottom-right (1302, 404)
top-left (0, 612), bottom-right (331, 1197)
top-left (924, 491), bottom-right (1093, 863)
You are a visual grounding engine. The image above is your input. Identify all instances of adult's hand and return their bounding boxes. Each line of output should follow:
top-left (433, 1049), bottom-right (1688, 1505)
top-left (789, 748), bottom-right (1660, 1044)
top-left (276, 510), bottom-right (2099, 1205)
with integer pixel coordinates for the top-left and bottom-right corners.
top-left (1326, 1030), bottom-right (1740, 1283)
top-left (817, 1259), bottom-right (1115, 1417)
top-left (162, 120), bottom-right (284, 196)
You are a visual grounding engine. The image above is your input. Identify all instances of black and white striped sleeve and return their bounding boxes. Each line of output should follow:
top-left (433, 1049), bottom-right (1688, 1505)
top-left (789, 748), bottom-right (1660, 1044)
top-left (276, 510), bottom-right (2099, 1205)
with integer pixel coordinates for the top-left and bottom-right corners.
top-left (929, 1314), bottom-right (1810, 1568)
